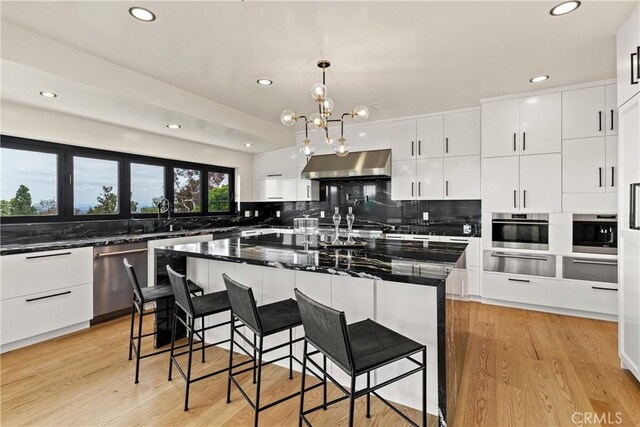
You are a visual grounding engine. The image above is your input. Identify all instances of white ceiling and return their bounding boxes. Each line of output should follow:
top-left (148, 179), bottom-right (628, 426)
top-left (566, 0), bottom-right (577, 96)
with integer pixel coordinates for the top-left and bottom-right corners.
top-left (1, 1), bottom-right (636, 153)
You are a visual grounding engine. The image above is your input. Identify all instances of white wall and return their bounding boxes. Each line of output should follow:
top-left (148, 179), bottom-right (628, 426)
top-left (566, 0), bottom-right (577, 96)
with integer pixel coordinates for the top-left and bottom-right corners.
top-left (0, 101), bottom-right (254, 201)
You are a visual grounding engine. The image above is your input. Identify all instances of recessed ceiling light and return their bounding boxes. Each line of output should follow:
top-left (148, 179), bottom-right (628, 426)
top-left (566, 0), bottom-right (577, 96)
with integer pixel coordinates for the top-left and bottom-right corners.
top-left (244, 143), bottom-right (253, 147)
top-left (39, 91), bottom-right (57, 98)
top-left (167, 124), bottom-right (181, 129)
top-left (550, 1), bottom-right (580, 16)
top-left (257, 79), bottom-right (273, 86)
top-left (129, 7), bottom-right (156, 22)
top-left (529, 75), bottom-right (549, 83)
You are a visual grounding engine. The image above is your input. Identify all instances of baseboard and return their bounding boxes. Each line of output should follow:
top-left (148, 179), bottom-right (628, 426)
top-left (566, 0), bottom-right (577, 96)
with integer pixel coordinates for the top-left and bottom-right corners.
top-left (1, 321), bottom-right (90, 354)
top-left (480, 298), bottom-right (618, 322)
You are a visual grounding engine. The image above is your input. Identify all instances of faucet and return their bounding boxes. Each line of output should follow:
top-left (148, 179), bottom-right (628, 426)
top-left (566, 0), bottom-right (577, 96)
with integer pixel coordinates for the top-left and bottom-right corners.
top-left (156, 198), bottom-right (174, 231)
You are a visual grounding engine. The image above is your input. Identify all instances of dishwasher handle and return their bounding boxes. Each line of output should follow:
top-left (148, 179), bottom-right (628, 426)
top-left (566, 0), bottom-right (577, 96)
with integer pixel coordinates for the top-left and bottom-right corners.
top-left (95, 248), bottom-right (148, 259)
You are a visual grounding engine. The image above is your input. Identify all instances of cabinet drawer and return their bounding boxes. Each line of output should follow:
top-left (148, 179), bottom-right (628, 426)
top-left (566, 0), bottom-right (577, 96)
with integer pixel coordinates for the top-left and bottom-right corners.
top-left (482, 273), bottom-right (560, 307)
top-left (1, 247), bottom-right (93, 300)
top-left (403, 235), bottom-right (441, 242)
top-left (1, 283), bottom-right (92, 345)
top-left (561, 280), bottom-right (618, 315)
top-left (563, 257), bottom-right (617, 284)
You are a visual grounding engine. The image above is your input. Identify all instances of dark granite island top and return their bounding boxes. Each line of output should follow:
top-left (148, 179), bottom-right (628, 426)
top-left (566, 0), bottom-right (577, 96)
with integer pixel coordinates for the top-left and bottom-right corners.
top-left (156, 233), bottom-right (466, 288)
top-left (156, 233), bottom-right (470, 427)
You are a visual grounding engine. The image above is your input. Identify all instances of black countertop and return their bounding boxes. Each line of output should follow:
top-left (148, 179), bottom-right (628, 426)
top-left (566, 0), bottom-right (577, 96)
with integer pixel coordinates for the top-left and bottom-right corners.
top-left (156, 233), bottom-right (467, 287)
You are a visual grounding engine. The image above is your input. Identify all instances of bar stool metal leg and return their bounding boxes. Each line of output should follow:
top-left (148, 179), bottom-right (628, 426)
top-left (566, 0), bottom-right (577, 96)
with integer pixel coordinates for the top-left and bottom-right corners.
top-left (323, 355), bottom-right (327, 410)
top-left (168, 305), bottom-right (178, 381)
top-left (134, 302), bottom-right (143, 384)
top-left (298, 340), bottom-right (308, 427)
top-left (422, 348), bottom-right (427, 427)
top-left (252, 333), bottom-right (257, 384)
top-left (128, 302), bottom-right (136, 361)
top-left (289, 328), bottom-right (294, 379)
top-left (254, 335), bottom-right (264, 427)
top-left (366, 371), bottom-right (371, 418)
top-left (348, 376), bottom-right (356, 427)
top-left (184, 316), bottom-right (195, 411)
top-left (226, 314), bottom-right (235, 404)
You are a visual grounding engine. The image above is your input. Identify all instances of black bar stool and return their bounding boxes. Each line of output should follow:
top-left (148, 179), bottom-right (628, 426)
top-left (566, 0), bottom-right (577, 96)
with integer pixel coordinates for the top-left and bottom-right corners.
top-left (166, 266), bottom-right (234, 411)
top-left (295, 288), bottom-right (427, 427)
top-left (124, 258), bottom-right (204, 384)
top-left (223, 273), bottom-right (323, 427)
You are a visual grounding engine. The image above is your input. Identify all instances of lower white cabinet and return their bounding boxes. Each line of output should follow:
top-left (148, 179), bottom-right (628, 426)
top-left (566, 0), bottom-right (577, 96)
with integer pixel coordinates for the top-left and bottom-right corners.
top-left (417, 158), bottom-right (444, 199)
top-left (482, 272), bottom-right (561, 307)
top-left (391, 159), bottom-right (417, 200)
top-left (1, 283), bottom-right (92, 346)
top-left (519, 153), bottom-right (562, 213)
top-left (481, 156), bottom-right (520, 211)
top-left (560, 280), bottom-right (618, 315)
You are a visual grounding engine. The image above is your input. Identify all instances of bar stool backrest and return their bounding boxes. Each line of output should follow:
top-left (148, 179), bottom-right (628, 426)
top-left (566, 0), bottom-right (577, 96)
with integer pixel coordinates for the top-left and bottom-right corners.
top-left (124, 258), bottom-right (144, 303)
top-left (294, 288), bottom-right (354, 374)
top-left (222, 274), bottom-right (262, 334)
top-left (166, 266), bottom-right (195, 317)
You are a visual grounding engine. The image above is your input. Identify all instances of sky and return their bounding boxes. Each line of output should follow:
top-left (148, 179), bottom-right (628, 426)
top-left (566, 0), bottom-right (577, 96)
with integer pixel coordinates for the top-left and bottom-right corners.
top-left (1, 148), bottom-right (57, 203)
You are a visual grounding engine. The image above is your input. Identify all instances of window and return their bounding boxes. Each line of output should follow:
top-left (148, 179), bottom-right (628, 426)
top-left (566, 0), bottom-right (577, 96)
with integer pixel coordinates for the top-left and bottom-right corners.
top-left (208, 171), bottom-right (230, 212)
top-left (130, 163), bottom-right (165, 213)
top-left (0, 148), bottom-right (58, 217)
top-left (173, 168), bottom-right (201, 213)
top-left (73, 156), bottom-right (119, 215)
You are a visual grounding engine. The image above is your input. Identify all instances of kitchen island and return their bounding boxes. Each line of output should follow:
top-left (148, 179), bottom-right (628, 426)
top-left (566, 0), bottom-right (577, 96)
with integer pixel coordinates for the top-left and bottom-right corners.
top-left (156, 231), bottom-right (470, 427)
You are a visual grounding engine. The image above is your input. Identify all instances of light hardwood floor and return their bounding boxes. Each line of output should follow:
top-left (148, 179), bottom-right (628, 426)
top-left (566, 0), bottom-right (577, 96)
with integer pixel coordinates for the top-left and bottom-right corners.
top-left (1, 302), bottom-right (639, 426)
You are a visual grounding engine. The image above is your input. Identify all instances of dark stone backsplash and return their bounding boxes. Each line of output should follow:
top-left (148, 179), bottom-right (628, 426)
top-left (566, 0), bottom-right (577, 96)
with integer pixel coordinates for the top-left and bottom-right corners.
top-left (1, 179), bottom-right (480, 246)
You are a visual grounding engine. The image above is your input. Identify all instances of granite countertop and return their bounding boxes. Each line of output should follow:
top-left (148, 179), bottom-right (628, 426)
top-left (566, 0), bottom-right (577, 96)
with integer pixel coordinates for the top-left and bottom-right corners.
top-left (156, 233), bottom-right (467, 287)
top-left (0, 227), bottom-right (243, 256)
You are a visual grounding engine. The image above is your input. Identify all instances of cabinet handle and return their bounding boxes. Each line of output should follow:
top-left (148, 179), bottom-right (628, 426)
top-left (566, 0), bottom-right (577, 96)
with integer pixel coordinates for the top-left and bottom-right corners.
top-left (267, 197), bottom-right (283, 200)
top-left (523, 190), bottom-right (526, 208)
top-left (572, 259), bottom-right (617, 266)
top-left (632, 51), bottom-right (638, 85)
top-left (599, 167), bottom-right (603, 187)
top-left (418, 182), bottom-right (422, 197)
top-left (96, 248), bottom-right (148, 258)
top-left (411, 141), bottom-right (415, 156)
top-left (446, 137), bottom-right (449, 154)
top-left (418, 140), bottom-right (422, 156)
top-left (611, 167), bottom-right (615, 187)
top-left (267, 174), bottom-right (282, 177)
top-left (630, 183), bottom-right (640, 230)
top-left (26, 251), bottom-right (72, 260)
top-left (598, 110), bottom-right (604, 131)
top-left (522, 132), bottom-right (526, 151)
top-left (307, 185), bottom-right (310, 198)
top-left (508, 278), bottom-right (530, 283)
top-left (513, 133), bottom-right (516, 152)
top-left (637, 46), bottom-right (640, 80)
top-left (411, 182), bottom-right (415, 197)
top-left (445, 181), bottom-right (449, 197)
top-left (513, 190), bottom-right (517, 208)
top-left (448, 238), bottom-right (469, 242)
top-left (26, 290), bottom-right (71, 302)
top-left (591, 286), bottom-right (617, 292)
top-left (610, 109), bottom-right (614, 131)
top-left (491, 253), bottom-right (548, 261)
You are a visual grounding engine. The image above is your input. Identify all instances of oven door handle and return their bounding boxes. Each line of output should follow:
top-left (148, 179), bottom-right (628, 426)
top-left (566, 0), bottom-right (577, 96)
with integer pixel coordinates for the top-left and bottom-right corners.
top-left (491, 220), bottom-right (549, 225)
top-left (490, 253), bottom-right (548, 261)
top-left (571, 259), bottom-right (617, 266)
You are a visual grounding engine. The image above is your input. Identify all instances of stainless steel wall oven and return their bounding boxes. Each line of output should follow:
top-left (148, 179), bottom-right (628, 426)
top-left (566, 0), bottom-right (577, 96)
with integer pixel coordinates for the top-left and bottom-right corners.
top-left (572, 214), bottom-right (617, 255)
top-left (491, 213), bottom-right (549, 250)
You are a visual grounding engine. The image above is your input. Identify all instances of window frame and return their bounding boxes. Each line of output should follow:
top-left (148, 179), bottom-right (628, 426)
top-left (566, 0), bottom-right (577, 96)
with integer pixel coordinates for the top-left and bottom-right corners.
top-left (0, 135), bottom-right (236, 224)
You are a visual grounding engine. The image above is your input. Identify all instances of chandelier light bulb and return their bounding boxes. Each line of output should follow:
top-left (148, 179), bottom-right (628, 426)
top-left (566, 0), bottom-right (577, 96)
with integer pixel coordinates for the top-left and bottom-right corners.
top-left (322, 97), bottom-right (334, 116)
top-left (300, 138), bottom-right (316, 157)
top-left (310, 83), bottom-right (327, 103)
top-left (308, 113), bottom-right (326, 130)
top-left (351, 104), bottom-right (370, 121)
top-left (324, 135), bottom-right (334, 146)
top-left (335, 137), bottom-right (350, 157)
top-left (280, 110), bottom-right (297, 126)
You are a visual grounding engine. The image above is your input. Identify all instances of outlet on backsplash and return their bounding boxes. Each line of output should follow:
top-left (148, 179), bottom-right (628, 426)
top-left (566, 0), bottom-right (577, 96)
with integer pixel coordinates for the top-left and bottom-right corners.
top-left (320, 211), bottom-right (325, 218)
top-left (244, 211), bottom-right (251, 218)
top-left (423, 212), bottom-right (429, 221)
top-left (276, 211), bottom-right (281, 218)
top-left (254, 210), bottom-right (259, 217)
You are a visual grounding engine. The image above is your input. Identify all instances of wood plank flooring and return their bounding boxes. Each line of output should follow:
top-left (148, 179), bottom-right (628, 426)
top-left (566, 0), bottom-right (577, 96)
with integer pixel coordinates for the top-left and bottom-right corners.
top-left (1, 301), bottom-right (639, 426)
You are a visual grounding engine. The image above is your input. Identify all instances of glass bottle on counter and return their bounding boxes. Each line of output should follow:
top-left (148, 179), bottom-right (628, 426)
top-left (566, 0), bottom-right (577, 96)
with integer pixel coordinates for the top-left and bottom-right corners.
top-left (346, 207), bottom-right (355, 244)
top-left (332, 207), bottom-right (341, 244)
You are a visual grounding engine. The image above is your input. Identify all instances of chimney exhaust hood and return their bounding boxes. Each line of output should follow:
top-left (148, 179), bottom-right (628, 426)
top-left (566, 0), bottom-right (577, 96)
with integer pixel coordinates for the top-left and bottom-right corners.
top-left (300, 149), bottom-right (391, 180)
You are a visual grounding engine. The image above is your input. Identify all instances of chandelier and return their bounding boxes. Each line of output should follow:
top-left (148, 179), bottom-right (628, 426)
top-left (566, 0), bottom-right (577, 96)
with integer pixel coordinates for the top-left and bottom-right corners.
top-left (280, 60), bottom-right (370, 158)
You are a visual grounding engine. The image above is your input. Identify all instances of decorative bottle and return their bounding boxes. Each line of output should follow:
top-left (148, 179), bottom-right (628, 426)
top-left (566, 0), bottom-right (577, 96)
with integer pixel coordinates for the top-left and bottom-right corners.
top-left (346, 207), bottom-right (355, 244)
top-left (332, 207), bottom-right (341, 244)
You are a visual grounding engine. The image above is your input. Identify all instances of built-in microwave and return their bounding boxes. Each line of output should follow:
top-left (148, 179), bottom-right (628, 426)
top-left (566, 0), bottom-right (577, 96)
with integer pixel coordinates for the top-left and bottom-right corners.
top-left (491, 213), bottom-right (549, 250)
top-left (572, 214), bottom-right (617, 255)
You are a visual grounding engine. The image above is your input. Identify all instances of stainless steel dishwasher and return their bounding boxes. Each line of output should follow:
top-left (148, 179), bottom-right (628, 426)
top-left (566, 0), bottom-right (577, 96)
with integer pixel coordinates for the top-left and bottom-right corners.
top-left (93, 242), bottom-right (148, 324)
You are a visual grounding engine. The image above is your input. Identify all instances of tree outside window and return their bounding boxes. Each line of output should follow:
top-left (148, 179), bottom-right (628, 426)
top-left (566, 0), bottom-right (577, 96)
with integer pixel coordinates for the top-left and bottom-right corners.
top-left (174, 168), bottom-right (201, 213)
top-left (208, 172), bottom-right (230, 212)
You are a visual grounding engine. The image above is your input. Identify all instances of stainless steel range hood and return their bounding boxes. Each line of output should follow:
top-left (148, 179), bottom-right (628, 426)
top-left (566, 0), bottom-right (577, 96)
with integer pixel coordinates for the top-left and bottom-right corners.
top-left (300, 149), bottom-right (391, 180)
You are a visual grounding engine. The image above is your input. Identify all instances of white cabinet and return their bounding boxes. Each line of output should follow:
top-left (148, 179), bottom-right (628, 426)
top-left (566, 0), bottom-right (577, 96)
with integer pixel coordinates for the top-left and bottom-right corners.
top-left (563, 137), bottom-right (618, 193)
top-left (416, 158), bottom-right (444, 200)
top-left (482, 99), bottom-right (520, 158)
top-left (391, 119), bottom-right (418, 161)
top-left (563, 86), bottom-right (617, 139)
top-left (618, 92), bottom-right (640, 382)
top-left (443, 110), bottom-right (481, 157)
top-left (254, 148), bottom-right (298, 179)
top-left (482, 272), bottom-right (561, 307)
top-left (260, 177), bottom-right (297, 201)
top-left (417, 116), bottom-right (444, 158)
top-left (482, 154), bottom-right (561, 213)
top-left (616, 5), bottom-right (640, 108)
top-left (443, 155), bottom-right (481, 200)
top-left (391, 159), bottom-right (417, 200)
top-left (296, 167), bottom-right (319, 201)
top-left (0, 247), bottom-right (94, 349)
top-left (606, 84), bottom-right (619, 135)
top-left (482, 94), bottom-right (561, 158)
top-left (560, 280), bottom-right (618, 315)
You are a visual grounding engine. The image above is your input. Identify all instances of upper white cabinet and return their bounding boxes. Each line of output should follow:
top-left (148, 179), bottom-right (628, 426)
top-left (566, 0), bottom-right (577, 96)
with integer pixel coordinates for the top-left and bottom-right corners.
top-left (482, 93), bottom-right (561, 158)
top-left (562, 85), bottom-right (617, 139)
top-left (443, 110), bottom-right (481, 157)
top-left (417, 158), bottom-right (444, 200)
top-left (391, 119), bottom-right (418, 161)
top-left (417, 116), bottom-right (444, 158)
top-left (254, 148), bottom-right (298, 179)
top-left (616, 5), bottom-right (640, 108)
top-left (482, 154), bottom-right (561, 213)
top-left (563, 136), bottom-right (618, 194)
top-left (443, 155), bottom-right (481, 200)
top-left (296, 167), bottom-right (320, 201)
